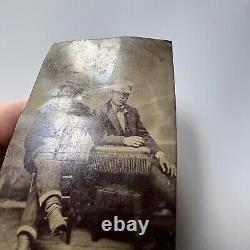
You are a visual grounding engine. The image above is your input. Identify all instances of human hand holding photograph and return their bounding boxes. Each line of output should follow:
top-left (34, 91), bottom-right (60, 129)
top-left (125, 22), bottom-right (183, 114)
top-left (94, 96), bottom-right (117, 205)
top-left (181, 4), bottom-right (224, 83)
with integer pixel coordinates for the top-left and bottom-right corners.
top-left (0, 37), bottom-right (177, 250)
top-left (0, 99), bottom-right (27, 165)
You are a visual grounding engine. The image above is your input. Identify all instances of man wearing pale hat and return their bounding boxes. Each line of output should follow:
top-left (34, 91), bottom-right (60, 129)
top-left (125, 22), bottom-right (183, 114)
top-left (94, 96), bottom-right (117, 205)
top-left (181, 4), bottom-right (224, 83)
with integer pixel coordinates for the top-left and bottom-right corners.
top-left (16, 83), bottom-right (103, 250)
top-left (94, 79), bottom-right (176, 211)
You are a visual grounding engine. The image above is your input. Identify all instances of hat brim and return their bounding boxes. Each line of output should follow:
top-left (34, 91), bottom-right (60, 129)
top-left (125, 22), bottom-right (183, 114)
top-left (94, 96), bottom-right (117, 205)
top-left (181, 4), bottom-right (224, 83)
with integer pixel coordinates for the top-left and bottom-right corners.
top-left (111, 86), bottom-right (132, 94)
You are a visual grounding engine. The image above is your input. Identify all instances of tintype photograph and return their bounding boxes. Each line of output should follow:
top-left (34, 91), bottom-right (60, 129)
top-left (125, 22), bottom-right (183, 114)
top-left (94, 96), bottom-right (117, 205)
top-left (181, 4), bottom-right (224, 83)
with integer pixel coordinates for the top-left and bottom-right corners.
top-left (0, 37), bottom-right (177, 250)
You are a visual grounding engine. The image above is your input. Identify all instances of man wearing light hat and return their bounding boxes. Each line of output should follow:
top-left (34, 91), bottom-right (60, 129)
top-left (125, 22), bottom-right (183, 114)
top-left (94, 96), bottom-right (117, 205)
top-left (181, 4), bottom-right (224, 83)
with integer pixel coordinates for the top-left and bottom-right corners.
top-left (16, 84), bottom-right (103, 250)
top-left (94, 79), bottom-right (176, 211)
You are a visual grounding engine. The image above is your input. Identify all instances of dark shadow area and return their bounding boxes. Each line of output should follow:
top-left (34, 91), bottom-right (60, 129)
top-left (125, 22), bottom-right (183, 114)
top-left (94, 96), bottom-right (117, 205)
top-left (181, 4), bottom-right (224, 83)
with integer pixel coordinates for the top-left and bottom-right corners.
top-left (175, 114), bottom-right (204, 250)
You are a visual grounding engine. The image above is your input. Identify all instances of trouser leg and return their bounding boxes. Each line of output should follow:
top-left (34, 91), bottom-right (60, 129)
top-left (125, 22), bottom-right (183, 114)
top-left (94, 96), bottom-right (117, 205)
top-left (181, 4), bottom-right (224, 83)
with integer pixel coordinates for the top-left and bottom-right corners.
top-left (34, 153), bottom-right (62, 206)
top-left (45, 195), bottom-right (67, 235)
top-left (34, 153), bottom-right (66, 235)
top-left (149, 166), bottom-right (176, 212)
top-left (16, 185), bottom-right (39, 240)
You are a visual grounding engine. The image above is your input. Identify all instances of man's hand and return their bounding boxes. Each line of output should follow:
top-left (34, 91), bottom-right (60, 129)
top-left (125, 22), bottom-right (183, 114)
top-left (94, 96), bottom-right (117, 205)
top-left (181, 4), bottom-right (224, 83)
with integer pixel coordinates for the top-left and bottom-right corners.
top-left (155, 151), bottom-right (176, 177)
top-left (123, 136), bottom-right (144, 147)
top-left (0, 98), bottom-right (27, 166)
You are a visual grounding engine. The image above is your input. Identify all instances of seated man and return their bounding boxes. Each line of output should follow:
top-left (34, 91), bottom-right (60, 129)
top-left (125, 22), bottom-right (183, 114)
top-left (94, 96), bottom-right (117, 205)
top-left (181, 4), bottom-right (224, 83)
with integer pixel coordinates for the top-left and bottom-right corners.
top-left (16, 83), bottom-right (103, 250)
top-left (93, 80), bottom-right (176, 212)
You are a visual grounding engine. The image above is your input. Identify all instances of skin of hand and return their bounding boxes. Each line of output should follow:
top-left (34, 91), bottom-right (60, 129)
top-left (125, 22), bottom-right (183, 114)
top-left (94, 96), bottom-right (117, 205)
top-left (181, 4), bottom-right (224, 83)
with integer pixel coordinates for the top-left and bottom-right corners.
top-left (0, 98), bottom-right (27, 166)
top-left (155, 151), bottom-right (176, 177)
top-left (123, 136), bottom-right (144, 147)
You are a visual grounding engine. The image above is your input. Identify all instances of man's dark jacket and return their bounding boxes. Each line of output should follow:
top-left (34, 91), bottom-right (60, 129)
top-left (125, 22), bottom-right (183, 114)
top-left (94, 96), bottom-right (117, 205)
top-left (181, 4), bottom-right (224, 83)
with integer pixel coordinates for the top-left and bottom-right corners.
top-left (24, 98), bottom-right (103, 173)
top-left (93, 100), bottom-right (160, 154)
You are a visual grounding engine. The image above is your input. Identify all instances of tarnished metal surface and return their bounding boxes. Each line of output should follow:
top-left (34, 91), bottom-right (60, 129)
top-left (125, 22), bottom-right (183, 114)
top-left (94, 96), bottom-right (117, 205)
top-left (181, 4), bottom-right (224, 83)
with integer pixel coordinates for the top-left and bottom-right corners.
top-left (0, 37), bottom-right (176, 250)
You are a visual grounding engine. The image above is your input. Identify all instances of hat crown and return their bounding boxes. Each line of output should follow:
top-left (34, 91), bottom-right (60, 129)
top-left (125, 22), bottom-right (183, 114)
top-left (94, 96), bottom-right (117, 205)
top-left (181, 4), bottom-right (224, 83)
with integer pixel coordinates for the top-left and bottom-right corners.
top-left (112, 79), bottom-right (134, 93)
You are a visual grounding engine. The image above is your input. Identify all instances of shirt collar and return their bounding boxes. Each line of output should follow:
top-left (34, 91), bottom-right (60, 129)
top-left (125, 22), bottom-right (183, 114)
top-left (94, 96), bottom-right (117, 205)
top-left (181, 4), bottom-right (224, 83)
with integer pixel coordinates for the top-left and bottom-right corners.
top-left (111, 101), bottom-right (128, 113)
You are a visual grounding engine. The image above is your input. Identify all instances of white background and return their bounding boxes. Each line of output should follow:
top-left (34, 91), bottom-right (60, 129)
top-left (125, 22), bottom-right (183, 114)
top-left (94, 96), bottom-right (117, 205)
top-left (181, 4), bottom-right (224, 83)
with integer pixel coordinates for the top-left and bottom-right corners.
top-left (0, 1), bottom-right (250, 249)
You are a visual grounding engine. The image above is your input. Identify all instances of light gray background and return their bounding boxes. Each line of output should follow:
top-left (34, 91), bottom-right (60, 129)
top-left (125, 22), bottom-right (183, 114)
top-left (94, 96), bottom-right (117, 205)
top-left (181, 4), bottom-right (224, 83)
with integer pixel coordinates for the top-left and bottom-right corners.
top-left (0, 1), bottom-right (249, 250)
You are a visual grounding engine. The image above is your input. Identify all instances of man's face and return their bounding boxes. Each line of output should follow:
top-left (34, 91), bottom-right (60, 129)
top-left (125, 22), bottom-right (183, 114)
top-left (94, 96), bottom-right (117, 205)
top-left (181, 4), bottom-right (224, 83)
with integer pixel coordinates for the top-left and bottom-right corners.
top-left (111, 90), bottom-right (130, 107)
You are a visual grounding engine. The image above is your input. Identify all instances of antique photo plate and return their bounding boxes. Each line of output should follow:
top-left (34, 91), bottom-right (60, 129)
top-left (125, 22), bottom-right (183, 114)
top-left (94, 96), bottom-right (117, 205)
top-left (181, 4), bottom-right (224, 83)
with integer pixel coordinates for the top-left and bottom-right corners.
top-left (0, 37), bottom-right (177, 250)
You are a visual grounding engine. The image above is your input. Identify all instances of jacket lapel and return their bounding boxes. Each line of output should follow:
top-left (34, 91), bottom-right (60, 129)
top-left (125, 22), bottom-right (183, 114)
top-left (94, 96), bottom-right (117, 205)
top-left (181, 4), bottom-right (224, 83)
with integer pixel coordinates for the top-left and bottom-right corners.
top-left (124, 106), bottom-right (136, 133)
top-left (107, 106), bottom-right (122, 134)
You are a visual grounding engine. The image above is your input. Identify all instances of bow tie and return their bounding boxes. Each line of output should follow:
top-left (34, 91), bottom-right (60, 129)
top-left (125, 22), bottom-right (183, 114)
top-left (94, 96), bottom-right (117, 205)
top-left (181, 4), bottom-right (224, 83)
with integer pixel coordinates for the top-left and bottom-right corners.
top-left (113, 105), bottom-right (126, 113)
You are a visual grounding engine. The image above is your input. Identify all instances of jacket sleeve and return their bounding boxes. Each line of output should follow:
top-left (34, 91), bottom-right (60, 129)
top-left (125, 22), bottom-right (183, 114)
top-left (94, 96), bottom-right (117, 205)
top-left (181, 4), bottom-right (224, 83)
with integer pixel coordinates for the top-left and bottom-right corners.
top-left (24, 103), bottom-right (58, 173)
top-left (134, 108), bottom-right (161, 154)
top-left (102, 134), bottom-right (124, 145)
top-left (74, 102), bottom-right (104, 145)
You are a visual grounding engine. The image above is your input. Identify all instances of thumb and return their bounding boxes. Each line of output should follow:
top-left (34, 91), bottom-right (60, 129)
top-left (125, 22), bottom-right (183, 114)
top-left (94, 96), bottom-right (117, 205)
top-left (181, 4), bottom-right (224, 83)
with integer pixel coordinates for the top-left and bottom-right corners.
top-left (0, 98), bottom-right (28, 166)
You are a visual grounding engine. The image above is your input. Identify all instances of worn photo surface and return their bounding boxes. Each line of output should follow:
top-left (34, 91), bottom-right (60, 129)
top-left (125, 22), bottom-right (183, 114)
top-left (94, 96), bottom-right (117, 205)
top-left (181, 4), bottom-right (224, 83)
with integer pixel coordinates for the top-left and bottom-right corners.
top-left (0, 37), bottom-right (177, 250)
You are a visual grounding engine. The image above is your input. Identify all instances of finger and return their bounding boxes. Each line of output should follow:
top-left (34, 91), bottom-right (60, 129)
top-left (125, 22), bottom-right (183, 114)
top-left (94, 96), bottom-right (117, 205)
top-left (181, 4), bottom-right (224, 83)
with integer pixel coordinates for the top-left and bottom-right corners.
top-left (171, 165), bottom-right (175, 177)
top-left (132, 143), bottom-right (140, 147)
top-left (135, 136), bottom-right (144, 142)
top-left (164, 162), bottom-right (170, 174)
top-left (0, 98), bottom-right (27, 164)
top-left (170, 163), bottom-right (176, 177)
top-left (134, 136), bottom-right (142, 139)
top-left (135, 138), bottom-right (143, 143)
top-left (169, 163), bottom-right (173, 176)
top-left (161, 162), bottom-right (166, 173)
top-left (135, 140), bottom-right (143, 145)
top-left (139, 137), bottom-right (144, 142)
top-left (0, 98), bottom-right (27, 145)
top-left (135, 139), bottom-right (144, 144)
top-left (173, 164), bottom-right (177, 176)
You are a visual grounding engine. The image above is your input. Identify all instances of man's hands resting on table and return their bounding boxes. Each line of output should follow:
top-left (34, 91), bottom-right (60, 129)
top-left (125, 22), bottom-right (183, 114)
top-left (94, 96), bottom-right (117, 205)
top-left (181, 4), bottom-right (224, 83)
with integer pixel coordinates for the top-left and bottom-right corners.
top-left (122, 136), bottom-right (176, 177)
top-left (123, 136), bottom-right (145, 147)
